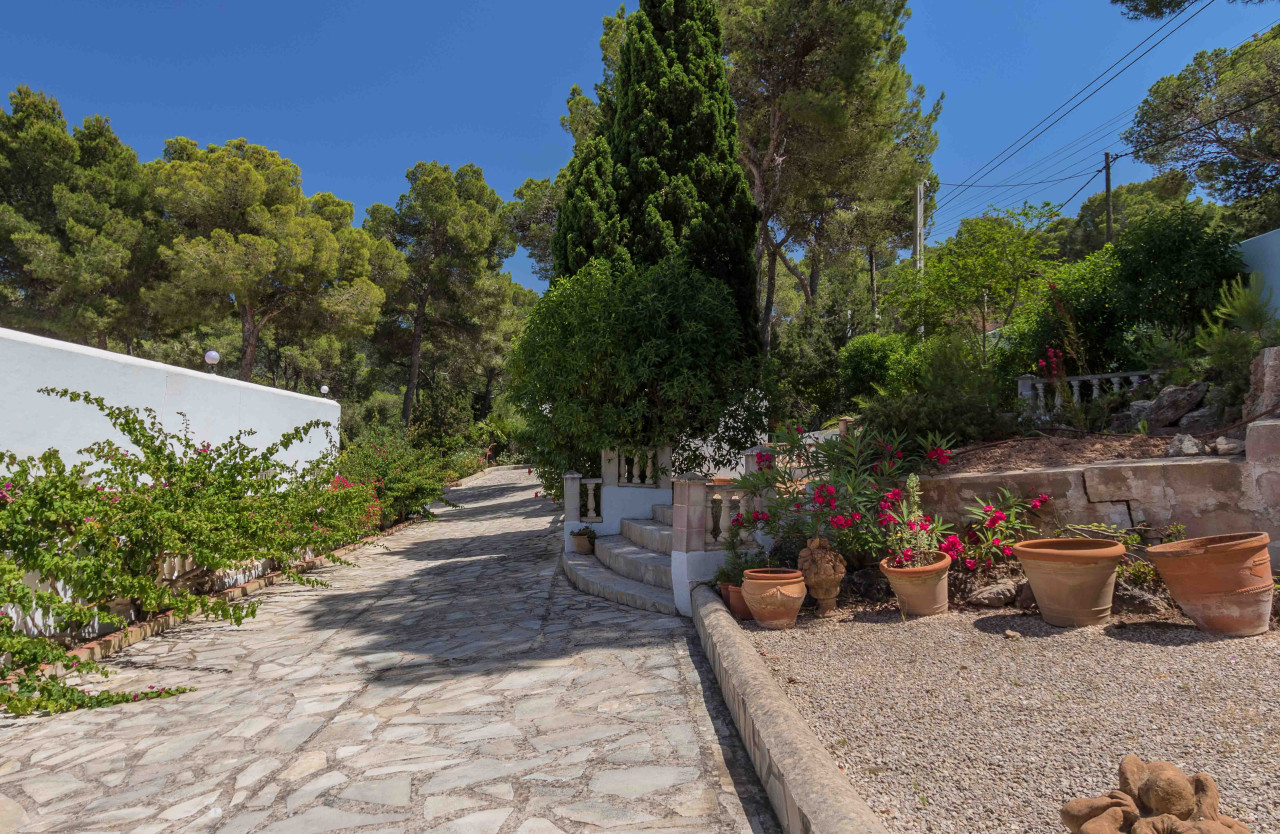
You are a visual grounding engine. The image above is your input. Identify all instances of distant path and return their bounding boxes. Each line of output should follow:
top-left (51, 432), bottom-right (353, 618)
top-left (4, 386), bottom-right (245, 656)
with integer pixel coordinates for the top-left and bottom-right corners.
top-left (0, 467), bottom-right (778, 834)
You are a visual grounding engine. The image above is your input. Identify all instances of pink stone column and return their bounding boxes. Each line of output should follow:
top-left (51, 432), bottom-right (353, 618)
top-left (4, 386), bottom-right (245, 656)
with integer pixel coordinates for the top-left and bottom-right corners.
top-left (672, 476), bottom-right (708, 554)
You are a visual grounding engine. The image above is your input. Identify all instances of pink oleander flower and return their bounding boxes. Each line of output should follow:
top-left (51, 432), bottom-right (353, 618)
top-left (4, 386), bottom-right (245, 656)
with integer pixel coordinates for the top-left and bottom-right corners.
top-left (963, 558), bottom-right (978, 570)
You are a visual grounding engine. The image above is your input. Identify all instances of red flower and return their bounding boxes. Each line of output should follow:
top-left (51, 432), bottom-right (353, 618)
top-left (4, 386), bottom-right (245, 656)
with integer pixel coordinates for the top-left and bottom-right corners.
top-left (963, 558), bottom-right (978, 570)
top-left (1001, 546), bottom-right (1013, 557)
top-left (1037, 493), bottom-right (1050, 503)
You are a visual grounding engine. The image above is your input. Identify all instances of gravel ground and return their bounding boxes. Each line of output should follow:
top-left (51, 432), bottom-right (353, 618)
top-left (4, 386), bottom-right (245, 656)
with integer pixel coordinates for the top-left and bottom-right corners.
top-left (747, 608), bottom-right (1280, 834)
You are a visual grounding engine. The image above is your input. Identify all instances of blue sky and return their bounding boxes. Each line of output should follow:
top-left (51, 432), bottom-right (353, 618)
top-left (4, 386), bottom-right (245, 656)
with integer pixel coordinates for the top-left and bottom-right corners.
top-left (3, 1), bottom-right (1277, 292)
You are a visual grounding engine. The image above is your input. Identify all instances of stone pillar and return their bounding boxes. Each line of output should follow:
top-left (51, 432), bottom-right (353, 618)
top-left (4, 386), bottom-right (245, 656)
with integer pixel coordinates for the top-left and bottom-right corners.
top-left (672, 476), bottom-right (708, 555)
top-left (1245, 419), bottom-right (1280, 572)
top-left (837, 416), bottom-right (854, 437)
top-left (563, 471), bottom-right (581, 527)
top-left (1017, 375), bottom-right (1038, 412)
top-left (743, 448), bottom-right (760, 476)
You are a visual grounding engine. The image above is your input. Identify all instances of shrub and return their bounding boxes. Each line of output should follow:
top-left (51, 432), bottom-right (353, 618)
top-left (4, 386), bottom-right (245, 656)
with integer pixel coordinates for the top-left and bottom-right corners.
top-left (338, 424), bottom-right (447, 528)
top-left (0, 389), bottom-right (376, 714)
top-left (839, 332), bottom-right (917, 401)
top-left (508, 255), bottom-right (764, 492)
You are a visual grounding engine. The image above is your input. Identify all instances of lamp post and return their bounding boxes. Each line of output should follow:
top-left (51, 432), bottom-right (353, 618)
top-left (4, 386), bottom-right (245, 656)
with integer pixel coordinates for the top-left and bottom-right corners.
top-left (320, 385), bottom-right (330, 397)
top-left (203, 350), bottom-right (220, 375)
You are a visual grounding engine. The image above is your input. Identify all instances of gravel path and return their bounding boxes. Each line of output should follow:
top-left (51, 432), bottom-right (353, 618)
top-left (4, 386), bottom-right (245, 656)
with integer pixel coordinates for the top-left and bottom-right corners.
top-left (747, 608), bottom-right (1280, 834)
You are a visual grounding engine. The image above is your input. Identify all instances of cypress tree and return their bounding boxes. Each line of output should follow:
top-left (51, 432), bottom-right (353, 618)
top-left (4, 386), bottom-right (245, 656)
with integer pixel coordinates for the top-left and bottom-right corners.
top-left (552, 0), bottom-right (760, 342)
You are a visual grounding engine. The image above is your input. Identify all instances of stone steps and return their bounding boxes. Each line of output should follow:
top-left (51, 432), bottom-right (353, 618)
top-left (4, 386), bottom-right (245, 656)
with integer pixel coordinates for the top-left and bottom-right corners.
top-left (595, 536), bottom-right (673, 589)
top-left (560, 550), bottom-right (679, 616)
top-left (620, 518), bottom-right (673, 554)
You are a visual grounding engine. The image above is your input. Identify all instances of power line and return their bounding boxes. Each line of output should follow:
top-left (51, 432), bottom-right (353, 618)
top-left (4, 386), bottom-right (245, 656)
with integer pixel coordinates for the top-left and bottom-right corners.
top-left (934, 0), bottom-right (1214, 212)
top-left (937, 172), bottom-right (1099, 188)
top-left (1115, 85), bottom-right (1280, 160)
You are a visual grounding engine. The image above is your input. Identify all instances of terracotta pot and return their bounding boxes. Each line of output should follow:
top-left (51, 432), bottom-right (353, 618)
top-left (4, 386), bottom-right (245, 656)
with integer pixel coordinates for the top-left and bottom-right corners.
top-left (571, 534), bottom-right (593, 555)
top-left (741, 568), bottom-right (807, 629)
top-left (879, 552), bottom-right (951, 617)
top-left (1146, 532), bottom-right (1273, 637)
top-left (719, 582), bottom-right (753, 621)
top-left (798, 537), bottom-right (846, 617)
top-left (1013, 538), bottom-right (1125, 627)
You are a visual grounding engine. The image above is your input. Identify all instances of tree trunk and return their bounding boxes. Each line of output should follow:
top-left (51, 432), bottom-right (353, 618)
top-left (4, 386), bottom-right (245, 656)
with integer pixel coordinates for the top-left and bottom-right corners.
top-left (807, 216), bottom-right (825, 302)
top-left (96, 331), bottom-right (107, 351)
top-left (402, 289), bottom-right (429, 424)
top-left (760, 246), bottom-right (778, 354)
top-left (869, 248), bottom-right (879, 329)
top-left (238, 308), bottom-right (260, 382)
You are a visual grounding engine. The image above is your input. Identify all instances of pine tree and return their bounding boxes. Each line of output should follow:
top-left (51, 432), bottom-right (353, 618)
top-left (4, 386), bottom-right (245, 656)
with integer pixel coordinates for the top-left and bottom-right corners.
top-left (609, 0), bottom-right (758, 340)
top-left (551, 0), bottom-right (759, 342)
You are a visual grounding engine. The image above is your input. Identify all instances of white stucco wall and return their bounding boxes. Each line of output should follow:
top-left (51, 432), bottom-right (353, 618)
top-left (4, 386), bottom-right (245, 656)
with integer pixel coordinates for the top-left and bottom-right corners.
top-left (1238, 228), bottom-right (1280, 301)
top-left (0, 327), bottom-right (339, 470)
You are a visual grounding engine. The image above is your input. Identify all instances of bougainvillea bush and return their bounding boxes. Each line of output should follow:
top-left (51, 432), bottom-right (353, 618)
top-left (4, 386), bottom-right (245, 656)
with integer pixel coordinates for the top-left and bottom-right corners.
top-left (0, 389), bottom-right (378, 715)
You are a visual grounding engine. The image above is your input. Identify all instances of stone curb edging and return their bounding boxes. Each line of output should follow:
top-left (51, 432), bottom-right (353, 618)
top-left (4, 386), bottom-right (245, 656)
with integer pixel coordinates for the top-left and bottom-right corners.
top-left (58, 517), bottom-right (420, 672)
top-left (447, 463), bottom-right (530, 489)
top-left (691, 585), bottom-right (890, 834)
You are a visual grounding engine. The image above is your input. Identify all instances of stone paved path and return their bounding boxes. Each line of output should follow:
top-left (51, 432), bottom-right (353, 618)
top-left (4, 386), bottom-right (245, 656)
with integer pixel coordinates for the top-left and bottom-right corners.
top-left (0, 469), bottom-right (778, 834)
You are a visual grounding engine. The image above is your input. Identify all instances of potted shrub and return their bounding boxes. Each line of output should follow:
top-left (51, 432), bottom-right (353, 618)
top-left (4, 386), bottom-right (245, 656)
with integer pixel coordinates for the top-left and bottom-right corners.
top-left (1147, 532), bottom-right (1273, 637)
top-left (1012, 537), bottom-right (1125, 627)
top-left (570, 526), bottom-right (596, 555)
top-left (878, 474), bottom-right (954, 617)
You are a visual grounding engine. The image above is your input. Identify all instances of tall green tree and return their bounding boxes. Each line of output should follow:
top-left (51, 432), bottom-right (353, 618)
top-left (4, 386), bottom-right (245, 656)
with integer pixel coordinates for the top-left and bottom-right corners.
top-left (151, 138), bottom-right (395, 381)
top-left (0, 86), bottom-right (165, 348)
top-left (551, 0), bottom-right (760, 343)
top-left (1124, 26), bottom-right (1280, 236)
top-left (364, 161), bottom-right (513, 423)
top-left (721, 0), bottom-right (939, 347)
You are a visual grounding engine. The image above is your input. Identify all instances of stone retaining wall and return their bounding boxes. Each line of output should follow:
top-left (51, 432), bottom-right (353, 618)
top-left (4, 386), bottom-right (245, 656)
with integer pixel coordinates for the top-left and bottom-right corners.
top-left (921, 419), bottom-right (1280, 570)
top-left (691, 585), bottom-right (890, 834)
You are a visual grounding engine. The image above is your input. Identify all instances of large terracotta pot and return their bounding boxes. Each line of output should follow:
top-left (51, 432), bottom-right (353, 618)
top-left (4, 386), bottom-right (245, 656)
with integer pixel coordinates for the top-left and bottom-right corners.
top-left (1146, 532), bottom-right (1273, 637)
top-left (719, 583), bottom-right (753, 621)
top-left (571, 534), bottom-right (593, 555)
top-left (741, 568), bottom-right (806, 629)
top-left (879, 552), bottom-right (951, 617)
top-left (1013, 538), bottom-right (1125, 627)
top-left (798, 537), bottom-right (846, 617)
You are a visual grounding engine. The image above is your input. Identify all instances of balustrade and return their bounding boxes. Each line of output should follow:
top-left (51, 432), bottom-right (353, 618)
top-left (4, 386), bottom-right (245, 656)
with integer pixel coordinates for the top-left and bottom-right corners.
top-left (1017, 370), bottom-right (1163, 416)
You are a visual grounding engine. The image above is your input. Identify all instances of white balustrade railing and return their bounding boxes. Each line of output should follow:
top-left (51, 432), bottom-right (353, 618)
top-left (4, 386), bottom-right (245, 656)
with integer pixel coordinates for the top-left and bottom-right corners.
top-left (705, 482), bottom-right (757, 544)
top-left (611, 448), bottom-right (666, 487)
top-left (1017, 370), bottom-right (1163, 415)
top-left (580, 478), bottom-right (602, 522)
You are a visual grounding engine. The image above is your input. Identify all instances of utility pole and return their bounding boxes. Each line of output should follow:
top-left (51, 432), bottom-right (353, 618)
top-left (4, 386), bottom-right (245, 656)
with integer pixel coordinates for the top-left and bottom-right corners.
top-left (1104, 152), bottom-right (1114, 244)
top-left (913, 181), bottom-right (925, 273)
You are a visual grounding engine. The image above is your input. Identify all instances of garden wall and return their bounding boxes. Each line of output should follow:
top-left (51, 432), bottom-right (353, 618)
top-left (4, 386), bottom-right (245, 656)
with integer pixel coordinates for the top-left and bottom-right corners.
top-left (920, 419), bottom-right (1280, 571)
top-left (0, 327), bottom-right (338, 468)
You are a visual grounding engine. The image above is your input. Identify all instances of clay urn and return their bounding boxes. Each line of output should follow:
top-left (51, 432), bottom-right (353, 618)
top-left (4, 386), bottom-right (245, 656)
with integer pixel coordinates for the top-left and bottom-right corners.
top-left (879, 551), bottom-right (952, 617)
top-left (740, 568), bottom-right (806, 629)
top-left (798, 537), bottom-right (846, 617)
top-left (1146, 532), bottom-right (1273, 637)
top-left (1012, 538), bottom-right (1124, 627)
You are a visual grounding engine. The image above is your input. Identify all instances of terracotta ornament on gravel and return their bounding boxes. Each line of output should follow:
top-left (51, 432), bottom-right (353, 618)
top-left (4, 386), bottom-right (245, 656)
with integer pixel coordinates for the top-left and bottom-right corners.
top-left (1061, 755), bottom-right (1250, 834)
top-left (797, 537), bottom-right (845, 617)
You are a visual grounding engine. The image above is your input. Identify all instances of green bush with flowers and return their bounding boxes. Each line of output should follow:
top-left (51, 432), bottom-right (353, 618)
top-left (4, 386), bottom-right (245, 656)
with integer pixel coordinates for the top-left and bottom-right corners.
top-left (0, 389), bottom-right (380, 715)
top-left (732, 424), bottom-right (1053, 582)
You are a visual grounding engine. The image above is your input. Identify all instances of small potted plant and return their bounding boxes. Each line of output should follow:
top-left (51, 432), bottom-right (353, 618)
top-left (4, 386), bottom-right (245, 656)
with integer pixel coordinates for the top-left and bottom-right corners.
top-left (878, 475), bottom-right (954, 617)
top-left (713, 544), bottom-right (762, 621)
top-left (570, 526), bottom-right (596, 555)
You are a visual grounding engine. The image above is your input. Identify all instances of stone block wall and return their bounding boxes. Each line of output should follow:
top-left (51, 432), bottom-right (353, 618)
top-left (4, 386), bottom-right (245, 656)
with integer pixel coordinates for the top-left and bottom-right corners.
top-left (920, 420), bottom-right (1280, 571)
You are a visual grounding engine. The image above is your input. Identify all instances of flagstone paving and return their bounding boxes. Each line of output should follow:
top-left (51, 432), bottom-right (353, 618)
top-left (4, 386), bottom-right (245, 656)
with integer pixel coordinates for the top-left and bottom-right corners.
top-left (0, 468), bottom-right (778, 833)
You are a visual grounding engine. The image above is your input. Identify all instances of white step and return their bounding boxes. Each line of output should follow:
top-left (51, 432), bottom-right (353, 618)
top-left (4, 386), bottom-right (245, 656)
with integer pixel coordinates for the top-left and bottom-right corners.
top-left (595, 536), bottom-right (673, 589)
top-left (560, 551), bottom-right (679, 616)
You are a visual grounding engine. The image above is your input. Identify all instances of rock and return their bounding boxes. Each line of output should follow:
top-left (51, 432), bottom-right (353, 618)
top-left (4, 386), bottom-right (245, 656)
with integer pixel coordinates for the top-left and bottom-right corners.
top-left (850, 567), bottom-right (890, 602)
top-left (967, 579), bottom-right (1018, 608)
top-left (1113, 580), bottom-right (1171, 616)
top-left (1213, 436), bottom-right (1245, 456)
top-left (1166, 434), bottom-right (1209, 457)
top-left (1064, 756), bottom-right (1251, 834)
top-left (1130, 399), bottom-right (1154, 421)
top-left (1110, 412), bottom-right (1135, 433)
top-left (1016, 580), bottom-right (1037, 610)
top-left (1146, 383), bottom-right (1209, 428)
top-left (1002, 629), bottom-right (1021, 640)
top-left (1177, 405), bottom-right (1219, 435)
top-left (1243, 346), bottom-right (1280, 421)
